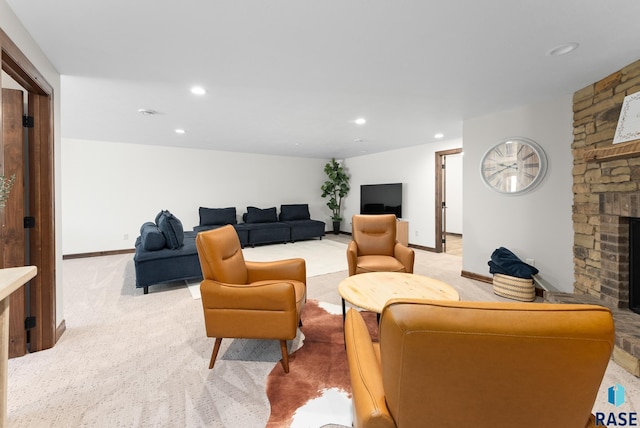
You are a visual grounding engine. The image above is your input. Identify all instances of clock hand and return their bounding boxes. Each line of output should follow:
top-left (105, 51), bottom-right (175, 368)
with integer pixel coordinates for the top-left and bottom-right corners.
top-left (496, 162), bottom-right (518, 170)
top-left (487, 166), bottom-right (512, 179)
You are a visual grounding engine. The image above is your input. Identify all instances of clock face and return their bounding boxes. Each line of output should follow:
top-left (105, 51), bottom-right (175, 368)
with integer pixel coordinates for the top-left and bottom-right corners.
top-left (480, 137), bottom-right (547, 195)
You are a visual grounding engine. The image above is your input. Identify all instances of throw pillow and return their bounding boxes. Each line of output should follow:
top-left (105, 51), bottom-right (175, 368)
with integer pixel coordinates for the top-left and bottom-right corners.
top-left (245, 206), bottom-right (277, 223)
top-left (154, 210), bottom-right (165, 225)
top-left (199, 207), bottom-right (237, 226)
top-left (279, 204), bottom-right (310, 221)
top-left (139, 222), bottom-right (166, 251)
top-left (157, 210), bottom-right (185, 249)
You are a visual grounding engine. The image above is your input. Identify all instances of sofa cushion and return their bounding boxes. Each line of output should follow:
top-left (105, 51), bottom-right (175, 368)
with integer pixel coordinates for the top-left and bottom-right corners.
top-left (157, 210), bottom-right (184, 249)
top-left (139, 221), bottom-right (166, 251)
top-left (245, 206), bottom-right (277, 223)
top-left (247, 222), bottom-right (291, 244)
top-left (279, 204), bottom-right (311, 221)
top-left (286, 219), bottom-right (326, 241)
top-left (199, 207), bottom-right (237, 226)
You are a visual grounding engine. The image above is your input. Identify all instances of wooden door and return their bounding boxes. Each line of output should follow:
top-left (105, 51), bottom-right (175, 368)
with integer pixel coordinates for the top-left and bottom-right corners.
top-left (1, 88), bottom-right (27, 357)
top-left (26, 92), bottom-right (56, 352)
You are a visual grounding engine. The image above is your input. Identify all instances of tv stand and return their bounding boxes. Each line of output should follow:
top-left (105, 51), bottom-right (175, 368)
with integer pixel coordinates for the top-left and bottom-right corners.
top-left (396, 220), bottom-right (408, 246)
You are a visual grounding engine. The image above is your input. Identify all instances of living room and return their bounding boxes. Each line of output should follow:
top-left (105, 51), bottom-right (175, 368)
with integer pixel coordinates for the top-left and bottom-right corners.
top-left (2, 1), bottom-right (640, 426)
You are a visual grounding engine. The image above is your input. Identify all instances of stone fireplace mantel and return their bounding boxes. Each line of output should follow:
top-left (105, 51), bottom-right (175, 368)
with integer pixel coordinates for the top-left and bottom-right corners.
top-left (585, 139), bottom-right (640, 162)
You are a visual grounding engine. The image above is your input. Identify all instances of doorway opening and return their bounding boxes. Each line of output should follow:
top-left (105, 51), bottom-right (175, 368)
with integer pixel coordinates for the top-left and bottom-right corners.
top-left (435, 148), bottom-right (463, 255)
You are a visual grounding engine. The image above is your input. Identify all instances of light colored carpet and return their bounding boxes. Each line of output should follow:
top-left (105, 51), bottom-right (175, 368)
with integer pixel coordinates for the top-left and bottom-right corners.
top-left (6, 235), bottom-right (639, 427)
top-left (187, 238), bottom-right (348, 299)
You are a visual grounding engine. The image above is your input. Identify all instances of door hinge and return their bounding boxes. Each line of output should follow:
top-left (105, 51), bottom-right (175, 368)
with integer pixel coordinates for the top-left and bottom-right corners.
top-left (442, 201), bottom-right (446, 208)
top-left (442, 237), bottom-right (446, 244)
top-left (24, 216), bottom-right (36, 228)
top-left (24, 316), bottom-right (36, 330)
top-left (441, 163), bottom-right (446, 169)
top-left (23, 115), bottom-right (34, 128)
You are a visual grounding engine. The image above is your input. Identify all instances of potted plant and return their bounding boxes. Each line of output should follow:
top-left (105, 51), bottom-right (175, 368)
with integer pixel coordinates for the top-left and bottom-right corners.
top-left (321, 158), bottom-right (350, 234)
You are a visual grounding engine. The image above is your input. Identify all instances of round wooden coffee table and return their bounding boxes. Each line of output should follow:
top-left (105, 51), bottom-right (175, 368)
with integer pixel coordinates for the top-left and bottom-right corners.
top-left (338, 272), bottom-right (460, 320)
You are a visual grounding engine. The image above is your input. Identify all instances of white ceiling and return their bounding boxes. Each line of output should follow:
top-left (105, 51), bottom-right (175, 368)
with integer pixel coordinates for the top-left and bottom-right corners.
top-left (7, 0), bottom-right (640, 159)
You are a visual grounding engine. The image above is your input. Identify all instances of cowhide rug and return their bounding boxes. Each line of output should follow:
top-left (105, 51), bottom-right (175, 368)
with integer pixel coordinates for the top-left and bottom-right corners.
top-left (266, 300), bottom-right (378, 428)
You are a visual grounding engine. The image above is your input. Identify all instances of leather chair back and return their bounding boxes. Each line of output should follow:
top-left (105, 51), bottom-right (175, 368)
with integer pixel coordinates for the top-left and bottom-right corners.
top-left (379, 300), bottom-right (614, 427)
top-left (196, 225), bottom-right (248, 284)
top-left (352, 214), bottom-right (397, 256)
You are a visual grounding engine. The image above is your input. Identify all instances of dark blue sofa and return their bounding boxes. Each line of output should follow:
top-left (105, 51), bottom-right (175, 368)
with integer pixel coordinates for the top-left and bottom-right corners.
top-left (194, 204), bottom-right (325, 247)
top-left (133, 211), bottom-right (202, 294)
top-left (134, 205), bottom-right (325, 294)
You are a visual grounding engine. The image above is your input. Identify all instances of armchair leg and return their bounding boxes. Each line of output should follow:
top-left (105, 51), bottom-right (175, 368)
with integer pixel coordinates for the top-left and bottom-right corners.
top-left (209, 338), bottom-right (223, 369)
top-left (279, 340), bottom-right (290, 373)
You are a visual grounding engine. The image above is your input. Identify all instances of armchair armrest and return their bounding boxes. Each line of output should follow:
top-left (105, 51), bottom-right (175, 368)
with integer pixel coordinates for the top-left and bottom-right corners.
top-left (347, 240), bottom-right (359, 276)
top-left (393, 242), bottom-right (414, 273)
top-left (200, 279), bottom-right (297, 311)
top-left (246, 258), bottom-right (306, 284)
top-left (345, 308), bottom-right (396, 428)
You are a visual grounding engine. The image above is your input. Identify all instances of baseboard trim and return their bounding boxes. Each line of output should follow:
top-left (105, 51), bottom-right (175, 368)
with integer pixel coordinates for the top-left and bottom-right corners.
top-left (63, 248), bottom-right (135, 260)
top-left (56, 319), bottom-right (66, 342)
top-left (408, 243), bottom-right (436, 252)
top-left (461, 270), bottom-right (493, 284)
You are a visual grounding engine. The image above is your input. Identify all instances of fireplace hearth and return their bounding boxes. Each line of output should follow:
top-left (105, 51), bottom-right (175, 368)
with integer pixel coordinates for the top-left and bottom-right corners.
top-left (548, 201), bottom-right (640, 375)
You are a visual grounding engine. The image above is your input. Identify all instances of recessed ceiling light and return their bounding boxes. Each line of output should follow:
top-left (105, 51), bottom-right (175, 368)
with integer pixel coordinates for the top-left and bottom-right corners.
top-left (434, 133), bottom-right (444, 139)
top-left (546, 42), bottom-right (579, 57)
top-left (175, 129), bottom-right (186, 134)
top-left (354, 118), bottom-right (366, 125)
top-left (191, 86), bottom-right (206, 95)
top-left (137, 108), bottom-right (158, 115)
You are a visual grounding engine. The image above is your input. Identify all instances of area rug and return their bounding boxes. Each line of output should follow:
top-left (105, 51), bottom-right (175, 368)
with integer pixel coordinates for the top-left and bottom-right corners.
top-left (265, 300), bottom-right (378, 428)
top-left (187, 238), bottom-right (348, 299)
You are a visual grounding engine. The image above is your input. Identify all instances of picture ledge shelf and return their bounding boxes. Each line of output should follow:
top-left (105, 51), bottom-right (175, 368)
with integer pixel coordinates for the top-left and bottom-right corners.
top-left (584, 139), bottom-right (640, 162)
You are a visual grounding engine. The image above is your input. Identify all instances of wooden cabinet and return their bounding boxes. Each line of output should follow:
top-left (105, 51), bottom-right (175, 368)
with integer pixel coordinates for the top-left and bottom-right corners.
top-left (396, 220), bottom-right (409, 246)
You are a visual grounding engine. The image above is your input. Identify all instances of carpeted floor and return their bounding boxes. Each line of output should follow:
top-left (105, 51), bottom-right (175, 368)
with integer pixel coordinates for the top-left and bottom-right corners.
top-left (6, 235), bottom-right (639, 427)
top-left (186, 238), bottom-right (348, 299)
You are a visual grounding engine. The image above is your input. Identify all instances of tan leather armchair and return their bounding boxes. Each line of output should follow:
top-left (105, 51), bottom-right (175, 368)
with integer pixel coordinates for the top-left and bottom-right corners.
top-left (345, 299), bottom-right (614, 428)
top-left (195, 225), bottom-right (306, 373)
top-left (347, 214), bottom-right (414, 276)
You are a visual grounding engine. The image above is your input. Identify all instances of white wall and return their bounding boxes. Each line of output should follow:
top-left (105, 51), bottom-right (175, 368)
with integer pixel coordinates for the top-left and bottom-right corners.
top-left (462, 95), bottom-right (574, 291)
top-left (63, 95), bottom-right (574, 291)
top-left (61, 138), bottom-right (329, 254)
top-left (1, 1), bottom-right (63, 325)
top-left (344, 139), bottom-right (462, 248)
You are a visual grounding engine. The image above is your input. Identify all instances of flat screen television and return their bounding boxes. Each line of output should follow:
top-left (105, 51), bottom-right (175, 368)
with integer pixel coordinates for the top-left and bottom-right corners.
top-left (360, 183), bottom-right (403, 218)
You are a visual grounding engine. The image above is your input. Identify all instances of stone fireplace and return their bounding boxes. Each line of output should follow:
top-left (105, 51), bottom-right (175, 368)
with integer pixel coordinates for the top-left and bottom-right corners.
top-left (545, 58), bottom-right (640, 376)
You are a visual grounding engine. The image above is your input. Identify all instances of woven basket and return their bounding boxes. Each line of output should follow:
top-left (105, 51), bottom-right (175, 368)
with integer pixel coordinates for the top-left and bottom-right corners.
top-left (492, 273), bottom-right (535, 302)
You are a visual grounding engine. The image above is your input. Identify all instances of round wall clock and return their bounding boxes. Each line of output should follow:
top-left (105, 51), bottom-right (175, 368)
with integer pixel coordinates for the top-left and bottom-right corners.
top-left (480, 137), bottom-right (547, 195)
